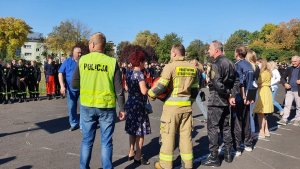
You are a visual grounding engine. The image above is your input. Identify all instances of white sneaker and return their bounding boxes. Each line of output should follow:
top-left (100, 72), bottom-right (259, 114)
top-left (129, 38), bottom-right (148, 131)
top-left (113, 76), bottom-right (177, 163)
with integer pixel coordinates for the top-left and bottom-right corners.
top-left (244, 146), bottom-right (253, 152)
top-left (235, 151), bottom-right (242, 157)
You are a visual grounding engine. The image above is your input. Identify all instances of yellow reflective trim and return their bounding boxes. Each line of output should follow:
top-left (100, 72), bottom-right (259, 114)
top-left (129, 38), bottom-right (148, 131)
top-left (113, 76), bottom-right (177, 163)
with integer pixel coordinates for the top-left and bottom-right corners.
top-left (176, 67), bottom-right (196, 77)
top-left (165, 100), bottom-right (191, 106)
top-left (158, 78), bottom-right (169, 86)
top-left (172, 78), bottom-right (179, 97)
top-left (159, 153), bottom-right (173, 162)
top-left (148, 89), bottom-right (156, 98)
top-left (181, 153), bottom-right (193, 161)
top-left (191, 83), bottom-right (199, 88)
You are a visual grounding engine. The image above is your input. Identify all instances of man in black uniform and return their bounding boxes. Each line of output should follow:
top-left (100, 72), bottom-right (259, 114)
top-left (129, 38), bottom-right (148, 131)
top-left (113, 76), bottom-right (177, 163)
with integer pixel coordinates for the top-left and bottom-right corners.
top-left (2, 62), bottom-right (14, 104)
top-left (16, 59), bottom-right (27, 103)
top-left (29, 61), bottom-right (41, 101)
top-left (0, 60), bottom-right (4, 103)
top-left (27, 60), bottom-right (41, 101)
top-left (11, 59), bottom-right (18, 101)
top-left (202, 41), bottom-right (239, 167)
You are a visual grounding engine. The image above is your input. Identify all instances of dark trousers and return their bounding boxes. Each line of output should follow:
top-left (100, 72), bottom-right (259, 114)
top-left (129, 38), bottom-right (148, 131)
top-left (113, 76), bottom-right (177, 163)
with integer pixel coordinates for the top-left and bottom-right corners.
top-left (16, 77), bottom-right (26, 98)
top-left (207, 106), bottom-right (232, 153)
top-left (28, 79), bottom-right (39, 98)
top-left (2, 81), bottom-right (12, 100)
top-left (232, 102), bottom-right (252, 149)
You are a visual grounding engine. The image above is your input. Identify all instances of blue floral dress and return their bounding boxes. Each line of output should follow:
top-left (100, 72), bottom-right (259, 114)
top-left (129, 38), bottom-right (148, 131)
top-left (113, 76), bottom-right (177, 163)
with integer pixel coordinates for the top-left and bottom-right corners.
top-left (125, 70), bottom-right (151, 136)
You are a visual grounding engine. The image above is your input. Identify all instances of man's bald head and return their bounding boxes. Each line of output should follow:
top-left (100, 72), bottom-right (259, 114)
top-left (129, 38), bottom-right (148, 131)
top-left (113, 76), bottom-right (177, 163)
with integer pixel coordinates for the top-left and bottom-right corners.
top-left (89, 32), bottom-right (106, 52)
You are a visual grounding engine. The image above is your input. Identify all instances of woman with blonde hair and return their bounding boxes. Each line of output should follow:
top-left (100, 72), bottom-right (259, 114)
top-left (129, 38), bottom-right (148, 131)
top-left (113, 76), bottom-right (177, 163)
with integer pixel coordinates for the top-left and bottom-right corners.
top-left (254, 59), bottom-right (274, 138)
top-left (245, 50), bottom-right (260, 133)
top-left (269, 61), bottom-right (283, 115)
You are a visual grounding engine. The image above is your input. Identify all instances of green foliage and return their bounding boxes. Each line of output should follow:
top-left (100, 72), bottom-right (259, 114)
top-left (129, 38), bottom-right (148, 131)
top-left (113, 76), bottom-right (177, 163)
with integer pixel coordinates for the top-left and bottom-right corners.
top-left (133, 30), bottom-right (160, 48)
top-left (116, 41), bottom-right (130, 58)
top-left (186, 39), bottom-right (208, 62)
top-left (225, 29), bottom-right (251, 51)
top-left (105, 41), bottom-right (115, 57)
top-left (46, 20), bottom-right (90, 55)
top-left (0, 17), bottom-right (32, 59)
top-left (156, 33), bottom-right (183, 63)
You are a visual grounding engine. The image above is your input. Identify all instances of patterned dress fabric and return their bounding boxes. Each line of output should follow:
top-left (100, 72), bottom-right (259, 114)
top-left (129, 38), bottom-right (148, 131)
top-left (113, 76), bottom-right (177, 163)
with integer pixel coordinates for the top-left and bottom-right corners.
top-left (125, 70), bottom-right (151, 136)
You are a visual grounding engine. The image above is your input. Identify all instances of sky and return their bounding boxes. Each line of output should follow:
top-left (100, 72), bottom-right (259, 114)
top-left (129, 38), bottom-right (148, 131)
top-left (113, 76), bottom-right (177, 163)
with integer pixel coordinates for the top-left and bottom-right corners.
top-left (1, 0), bottom-right (299, 46)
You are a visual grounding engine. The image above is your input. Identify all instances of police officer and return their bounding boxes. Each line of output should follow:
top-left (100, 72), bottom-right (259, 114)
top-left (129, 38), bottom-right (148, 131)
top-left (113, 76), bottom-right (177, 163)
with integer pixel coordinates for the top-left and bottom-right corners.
top-left (72, 32), bottom-right (125, 169)
top-left (148, 44), bottom-right (199, 169)
top-left (16, 59), bottom-right (27, 103)
top-left (202, 41), bottom-right (239, 167)
top-left (2, 62), bottom-right (14, 104)
top-left (27, 60), bottom-right (41, 101)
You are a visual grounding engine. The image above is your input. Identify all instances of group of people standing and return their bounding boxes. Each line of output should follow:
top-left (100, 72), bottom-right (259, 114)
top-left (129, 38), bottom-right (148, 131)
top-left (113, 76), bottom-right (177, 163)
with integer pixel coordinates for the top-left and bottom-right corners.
top-left (0, 59), bottom-right (41, 104)
top-left (2, 31), bottom-right (299, 169)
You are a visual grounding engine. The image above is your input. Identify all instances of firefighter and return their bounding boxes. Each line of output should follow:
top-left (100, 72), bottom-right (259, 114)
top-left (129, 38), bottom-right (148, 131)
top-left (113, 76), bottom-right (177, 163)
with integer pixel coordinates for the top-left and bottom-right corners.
top-left (2, 62), bottom-right (14, 104)
top-left (148, 44), bottom-right (199, 169)
top-left (0, 60), bottom-right (4, 103)
top-left (27, 60), bottom-right (41, 101)
top-left (11, 59), bottom-right (18, 101)
top-left (16, 59), bottom-right (28, 103)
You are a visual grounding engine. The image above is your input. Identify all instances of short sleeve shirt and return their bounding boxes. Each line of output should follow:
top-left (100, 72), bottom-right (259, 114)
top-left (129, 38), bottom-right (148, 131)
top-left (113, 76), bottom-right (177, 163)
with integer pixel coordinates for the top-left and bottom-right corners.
top-left (58, 57), bottom-right (79, 92)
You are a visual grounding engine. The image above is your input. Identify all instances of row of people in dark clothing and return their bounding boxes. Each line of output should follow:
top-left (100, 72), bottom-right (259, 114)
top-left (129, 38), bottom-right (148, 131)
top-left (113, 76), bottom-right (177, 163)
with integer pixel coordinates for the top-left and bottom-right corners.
top-left (0, 59), bottom-right (41, 103)
top-left (0, 57), bottom-right (65, 104)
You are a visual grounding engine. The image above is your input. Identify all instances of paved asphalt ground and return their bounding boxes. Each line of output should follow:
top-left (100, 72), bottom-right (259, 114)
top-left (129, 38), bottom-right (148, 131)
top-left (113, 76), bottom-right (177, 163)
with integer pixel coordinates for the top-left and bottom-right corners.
top-left (1, 86), bottom-right (300, 169)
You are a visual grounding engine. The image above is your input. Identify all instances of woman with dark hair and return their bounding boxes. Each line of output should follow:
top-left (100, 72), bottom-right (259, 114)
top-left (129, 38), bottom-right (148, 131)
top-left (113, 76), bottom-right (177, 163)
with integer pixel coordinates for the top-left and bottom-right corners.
top-left (125, 48), bottom-right (151, 165)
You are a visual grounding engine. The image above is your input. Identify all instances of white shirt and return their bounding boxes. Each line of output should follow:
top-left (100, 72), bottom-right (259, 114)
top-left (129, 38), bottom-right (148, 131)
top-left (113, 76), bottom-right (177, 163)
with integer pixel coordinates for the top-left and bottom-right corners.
top-left (271, 69), bottom-right (281, 91)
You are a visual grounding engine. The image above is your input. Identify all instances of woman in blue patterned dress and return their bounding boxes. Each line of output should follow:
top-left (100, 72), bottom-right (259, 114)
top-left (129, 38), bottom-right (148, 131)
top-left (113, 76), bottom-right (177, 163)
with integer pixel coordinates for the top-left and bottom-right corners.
top-left (125, 49), bottom-right (151, 165)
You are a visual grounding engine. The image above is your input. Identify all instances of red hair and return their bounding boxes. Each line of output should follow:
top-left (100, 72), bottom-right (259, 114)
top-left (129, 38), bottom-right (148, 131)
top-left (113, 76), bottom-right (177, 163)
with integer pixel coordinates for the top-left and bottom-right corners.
top-left (129, 50), bottom-right (146, 67)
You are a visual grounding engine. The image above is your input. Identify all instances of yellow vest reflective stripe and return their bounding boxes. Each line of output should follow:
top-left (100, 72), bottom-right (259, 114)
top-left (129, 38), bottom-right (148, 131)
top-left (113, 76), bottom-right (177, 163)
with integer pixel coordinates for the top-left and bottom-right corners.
top-left (180, 153), bottom-right (193, 161)
top-left (79, 52), bottom-right (116, 108)
top-left (159, 153), bottom-right (173, 162)
top-left (164, 96), bottom-right (192, 106)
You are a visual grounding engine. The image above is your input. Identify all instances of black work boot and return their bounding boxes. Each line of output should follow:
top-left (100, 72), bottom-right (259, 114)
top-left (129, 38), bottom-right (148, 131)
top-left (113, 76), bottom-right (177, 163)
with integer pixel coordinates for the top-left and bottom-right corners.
top-left (224, 148), bottom-right (233, 163)
top-left (202, 151), bottom-right (220, 167)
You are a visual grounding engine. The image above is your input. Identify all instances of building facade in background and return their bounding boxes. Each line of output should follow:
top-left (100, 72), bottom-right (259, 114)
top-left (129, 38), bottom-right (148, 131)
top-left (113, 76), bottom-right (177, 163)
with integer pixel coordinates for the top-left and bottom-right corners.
top-left (21, 32), bottom-right (45, 62)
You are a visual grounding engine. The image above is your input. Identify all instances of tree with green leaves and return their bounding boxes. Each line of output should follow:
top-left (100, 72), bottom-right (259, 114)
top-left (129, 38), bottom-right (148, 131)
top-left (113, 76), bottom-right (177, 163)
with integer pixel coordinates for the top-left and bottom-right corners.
top-left (156, 33), bottom-right (183, 63)
top-left (133, 30), bottom-right (160, 48)
top-left (116, 41), bottom-right (130, 59)
top-left (224, 30), bottom-right (251, 60)
top-left (46, 20), bottom-right (90, 55)
top-left (0, 17), bottom-right (32, 59)
top-left (186, 39), bottom-right (208, 62)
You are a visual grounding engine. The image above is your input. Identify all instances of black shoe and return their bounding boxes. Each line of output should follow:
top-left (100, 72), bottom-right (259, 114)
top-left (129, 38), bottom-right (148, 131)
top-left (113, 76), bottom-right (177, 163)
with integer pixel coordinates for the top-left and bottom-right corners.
top-left (202, 152), bottom-right (221, 167)
top-left (69, 126), bottom-right (79, 131)
top-left (134, 157), bottom-right (150, 165)
top-left (3, 100), bottom-right (8, 104)
top-left (224, 148), bottom-right (233, 163)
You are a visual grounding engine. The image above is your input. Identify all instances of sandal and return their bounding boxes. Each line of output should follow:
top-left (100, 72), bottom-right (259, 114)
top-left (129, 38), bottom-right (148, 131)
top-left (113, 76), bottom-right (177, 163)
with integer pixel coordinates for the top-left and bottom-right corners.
top-left (128, 151), bottom-right (136, 161)
top-left (134, 157), bottom-right (150, 165)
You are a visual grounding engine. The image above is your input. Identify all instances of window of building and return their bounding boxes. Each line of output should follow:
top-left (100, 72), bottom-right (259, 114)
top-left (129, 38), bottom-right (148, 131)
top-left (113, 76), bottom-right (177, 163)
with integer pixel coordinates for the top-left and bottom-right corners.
top-left (36, 48), bottom-right (40, 52)
top-left (24, 45), bottom-right (31, 49)
top-left (25, 53), bottom-right (32, 56)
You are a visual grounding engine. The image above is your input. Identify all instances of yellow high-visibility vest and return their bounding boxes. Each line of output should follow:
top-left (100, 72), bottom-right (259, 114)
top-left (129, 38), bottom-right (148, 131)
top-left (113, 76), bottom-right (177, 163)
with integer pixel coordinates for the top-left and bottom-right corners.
top-left (79, 52), bottom-right (116, 108)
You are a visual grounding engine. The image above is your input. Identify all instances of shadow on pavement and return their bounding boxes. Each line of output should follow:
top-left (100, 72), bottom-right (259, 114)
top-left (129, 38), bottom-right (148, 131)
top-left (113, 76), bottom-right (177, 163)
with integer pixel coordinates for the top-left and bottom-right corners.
top-left (35, 116), bottom-right (70, 133)
top-left (15, 165), bottom-right (33, 169)
top-left (0, 128), bottom-right (40, 138)
top-left (0, 156), bottom-right (16, 165)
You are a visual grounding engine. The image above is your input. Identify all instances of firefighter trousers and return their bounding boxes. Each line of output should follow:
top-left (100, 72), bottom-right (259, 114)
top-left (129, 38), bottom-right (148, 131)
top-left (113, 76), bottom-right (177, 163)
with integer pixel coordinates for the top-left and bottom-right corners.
top-left (159, 110), bottom-right (193, 169)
